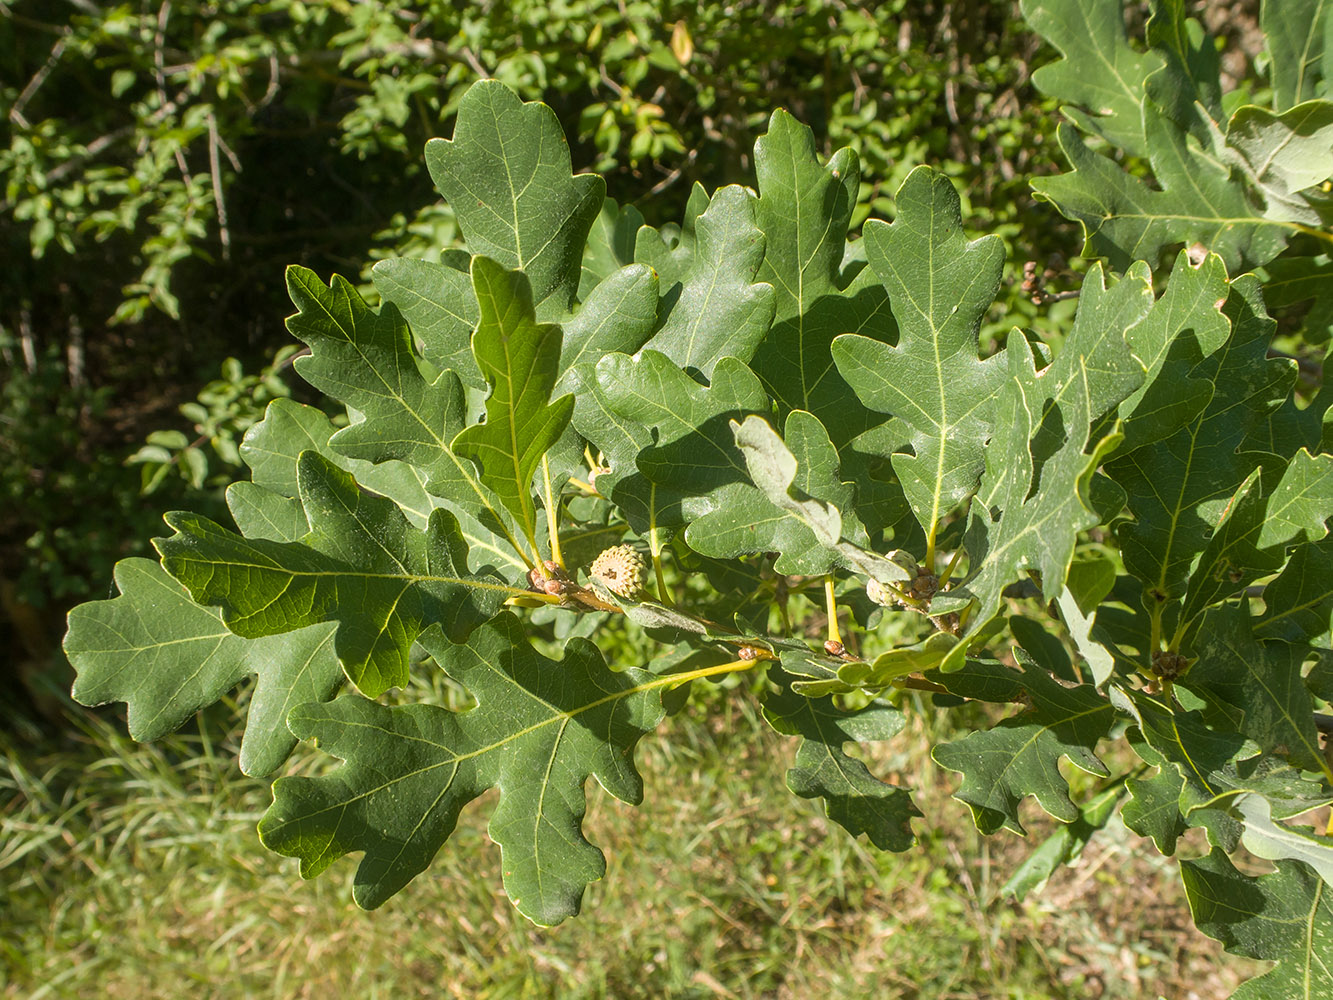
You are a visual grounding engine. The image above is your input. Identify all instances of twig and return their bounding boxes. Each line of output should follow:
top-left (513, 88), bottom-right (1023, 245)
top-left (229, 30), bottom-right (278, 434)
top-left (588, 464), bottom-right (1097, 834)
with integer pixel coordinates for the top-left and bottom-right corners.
top-left (207, 114), bottom-right (231, 261)
top-left (459, 45), bottom-right (490, 79)
top-left (9, 28), bottom-right (70, 128)
top-left (645, 148), bottom-right (697, 198)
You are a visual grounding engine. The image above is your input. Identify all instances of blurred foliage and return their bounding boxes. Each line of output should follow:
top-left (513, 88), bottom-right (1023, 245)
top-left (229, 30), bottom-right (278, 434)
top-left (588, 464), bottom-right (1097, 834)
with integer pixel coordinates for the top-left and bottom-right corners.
top-left (0, 0), bottom-right (1066, 700)
top-left (126, 344), bottom-right (300, 494)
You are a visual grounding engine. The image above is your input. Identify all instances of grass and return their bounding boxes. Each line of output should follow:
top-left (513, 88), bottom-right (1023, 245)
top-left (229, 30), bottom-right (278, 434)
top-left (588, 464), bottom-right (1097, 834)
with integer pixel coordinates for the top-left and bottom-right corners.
top-left (2, 680), bottom-right (1252, 1000)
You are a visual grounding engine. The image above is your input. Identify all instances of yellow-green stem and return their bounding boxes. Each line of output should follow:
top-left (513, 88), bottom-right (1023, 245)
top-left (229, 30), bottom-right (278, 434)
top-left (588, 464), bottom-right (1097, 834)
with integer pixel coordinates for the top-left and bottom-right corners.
top-left (925, 520), bottom-right (938, 575)
top-left (824, 576), bottom-right (842, 645)
top-left (657, 658), bottom-right (753, 690)
top-left (542, 454), bottom-right (564, 571)
top-left (649, 525), bottom-right (671, 607)
top-left (937, 545), bottom-right (965, 587)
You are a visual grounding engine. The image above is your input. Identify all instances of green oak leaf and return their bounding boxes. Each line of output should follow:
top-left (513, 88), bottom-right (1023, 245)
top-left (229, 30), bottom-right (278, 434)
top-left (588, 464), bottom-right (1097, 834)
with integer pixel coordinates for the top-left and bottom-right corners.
top-left (1122, 729), bottom-right (1188, 854)
top-left (1034, 116), bottom-right (1293, 274)
top-left (285, 265), bottom-right (467, 475)
top-left (1262, 253), bottom-right (1333, 344)
top-left (1116, 250), bottom-right (1232, 453)
top-left (580, 197), bottom-right (645, 299)
top-left (554, 263), bottom-right (658, 398)
top-left (1182, 850), bottom-right (1333, 1000)
top-left (1180, 449), bottom-right (1333, 628)
top-left (282, 267), bottom-right (529, 561)
top-left (634, 182), bottom-right (710, 289)
top-left (1226, 101), bottom-right (1333, 211)
top-left (453, 257), bottom-right (575, 555)
top-left (727, 413), bottom-right (913, 585)
top-left (370, 255), bottom-right (482, 387)
top-left (225, 482), bottom-right (309, 543)
top-left (1263, 0), bottom-right (1332, 111)
top-left (1183, 602), bottom-right (1327, 772)
top-left (747, 110), bottom-right (895, 446)
top-left (1257, 534), bottom-right (1333, 643)
top-left (65, 558), bottom-right (341, 778)
top-left (832, 166), bottom-right (1007, 537)
top-left (157, 451), bottom-right (511, 698)
top-left (946, 332), bottom-right (1120, 670)
top-left (762, 668), bottom-right (919, 851)
top-left (1033, 260), bottom-right (1152, 423)
top-left (932, 650), bottom-right (1114, 835)
top-left (425, 80), bottom-right (603, 316)
top-left (587, 350), bottom-right (769, 533)
top-left (686, 411), bottom-right (869, 576)
top-left (259, 613), bottom-right (671, 924)
top-left (1021, 0), bottom-right (1164, 156)
top-left (1106, 276), bottom-right (1293, 602)
top-left (240, 399), bottom-right (526, 575)
top-left (639, 184), bottom-right (775, 377)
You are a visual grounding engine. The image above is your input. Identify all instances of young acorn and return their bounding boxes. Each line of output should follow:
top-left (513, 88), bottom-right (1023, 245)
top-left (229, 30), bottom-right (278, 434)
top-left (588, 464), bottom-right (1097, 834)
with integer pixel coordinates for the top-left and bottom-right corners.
top-left (589, 544), bottom-right (647, 599)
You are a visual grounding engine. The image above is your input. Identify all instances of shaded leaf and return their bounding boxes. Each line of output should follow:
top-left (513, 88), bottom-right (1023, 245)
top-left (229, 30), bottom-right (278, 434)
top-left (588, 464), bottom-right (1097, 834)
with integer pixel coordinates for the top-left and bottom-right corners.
top-left (1183, 602), bottom-right (1326, 772)
top-left (1106, 276), bottom-right (1292, 602)
top-left (589, 351), bottom-right (769, 533)
top-left (932, 651), bottom-right (1114, 834)
top-left (1183, 850), bottom-right (1333, 1000)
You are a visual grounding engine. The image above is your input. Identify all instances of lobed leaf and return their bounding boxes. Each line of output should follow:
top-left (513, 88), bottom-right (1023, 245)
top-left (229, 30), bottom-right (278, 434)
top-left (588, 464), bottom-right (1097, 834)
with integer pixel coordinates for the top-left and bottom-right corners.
top-left (157, 452), bottom-right (510, 697)
top-left (259, 613), bottom-right (673, 924)
top-left (932, 649), bottom-right (1114, 835)
top-left (762, 668), bottom-right (919, 851)
top-left (66, 558), bottom-right (341, 777)
top-left (832, 166), bottom-right (1007, 538)
top-left (425, 80), bottom-right (604, 316)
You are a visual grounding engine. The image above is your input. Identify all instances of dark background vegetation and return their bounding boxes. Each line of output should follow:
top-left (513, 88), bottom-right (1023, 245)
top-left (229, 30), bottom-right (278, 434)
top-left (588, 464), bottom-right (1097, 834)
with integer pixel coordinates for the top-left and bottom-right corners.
top-left (1, 2), bottom-right (1267, 995)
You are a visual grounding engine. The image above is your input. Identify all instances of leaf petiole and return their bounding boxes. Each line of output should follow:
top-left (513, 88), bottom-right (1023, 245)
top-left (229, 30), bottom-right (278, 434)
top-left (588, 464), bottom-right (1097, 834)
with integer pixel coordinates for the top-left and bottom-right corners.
top-left (542, 454), bottom-right (564, 572)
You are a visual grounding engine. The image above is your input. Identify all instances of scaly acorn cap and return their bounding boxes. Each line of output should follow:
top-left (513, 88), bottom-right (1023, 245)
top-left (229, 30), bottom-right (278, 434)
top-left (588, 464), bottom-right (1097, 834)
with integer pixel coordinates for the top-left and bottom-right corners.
top-left (589, 544), bottom-right (647, 599)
